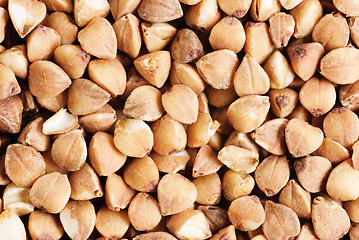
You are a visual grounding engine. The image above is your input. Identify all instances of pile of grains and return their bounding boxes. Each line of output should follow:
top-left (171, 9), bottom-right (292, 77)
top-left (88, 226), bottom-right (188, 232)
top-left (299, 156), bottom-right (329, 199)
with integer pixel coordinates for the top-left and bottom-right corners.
top-left (1, 0), bottom-right (359, 239)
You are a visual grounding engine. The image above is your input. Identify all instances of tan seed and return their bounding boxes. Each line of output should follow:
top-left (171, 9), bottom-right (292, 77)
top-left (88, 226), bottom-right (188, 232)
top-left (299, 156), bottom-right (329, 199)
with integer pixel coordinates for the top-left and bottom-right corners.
top-left (42, 108), bottom-right (78, 135)
top-left (185, 0), bottom-right (221, 32)
top-left (40, 0), bottom-right (72, 12)
top-left (209, 225), bottom-right (236, 240)
top-left (269, 12), bottom-right (295, 48)
top-left (218, 145), bottom-right (259, 173)
top-left (296, 223), bottom-right (319, 240)
top-left (105, 173), bottom-right (136, 211)
top-left (250, 0), bottom-right (281, 22)
top-left (3, 183), bottom-right (34, 216)
top-left (192, 144), bottom-right (223, 178)
top-left (206, 87), bottom-right (237, 108)
top-left (28, 210), bottom-right (64, 240)
top-left (269, 88), bottom-right (298, 118)
top-left (95, 206), bottom-right (130, 239)
top-left (36, 91), bottom-right (68, 113)
top-left (193, 173), bottom-right (221, 205)
top-left (333, 0), bottom-right (359, 17)
top-left (134, 232), bottom-right (177, 240)
top-left (138, 0), bottom-right (183, 23)
top-left (18, 117), bottom-right (50, 152)
top-left (44, 12), bottom-right (78, 45)
top-left (339, 79), bottom-right (359, 111)
top-left (110, 0), bottom-right (141, 20)
top-left (0, 44), bottom-right (28, 79)
top-left (141, 22), bottom-right (177, 53)
top-left (0, 209), bottom-right (27, 240)
top-left (150, 150), bottom-right (190, 174)
top-left (349, 17), bottom-right (359, 48)
top-left (344, 197), bottom-right (359, 223)
top-left (217, 0), bottom-right (251, 18)
top-left (187, 112), bottom-right (219, 148)
top-left (222, 170), bottom-right (255, 202)
top-left (79, 104), bottom-right (116, 133)
top-left (313, 138), bottom-right (350, 164)
top-left (73, 0), bottom-right (110, 27)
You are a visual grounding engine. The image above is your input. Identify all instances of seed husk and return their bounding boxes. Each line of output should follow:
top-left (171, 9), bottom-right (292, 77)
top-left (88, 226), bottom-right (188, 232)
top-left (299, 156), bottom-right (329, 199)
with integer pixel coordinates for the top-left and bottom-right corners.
top-left (28, 210), bottom-right (64, 240)
top-left (251, 118), bottom-right (288, 155)
top-left (255, 155), bottom-right (290, 197)
top-left (157, 173), bottom-right (197, 216)
top-left (78, 17), bottom-right (117, 59)
top-left (171, 28), bottom-right (204, 63)
top-left (233, 54), bottom-right (270, 97)
top-left (95, 206), bottom-right (130, 239)
top-left (262, 201), bottom-right (301, 240)
top-left (0, 209), bottom-right (27, 240)
top-left (54, 44), bottom-right (91, 80)
top-left (8, 0), bottom-right (46, 38)
top-left (222, 169), bottom-right (255, 201)
top-left (193, 173), bottom-right (221, 205)
top-left (141, 22), bottom-right (177, 53)
top-left (18, 117), bottom-right (50, 152)
top-left (285, 118), bottom-right (324, 157)
top-left (105, 173), bottom-right (136, 211)
top-left (250, 0), bottom-right (281, 22)
top-left (113, 13), bottom-right (142, 59)
top-left (279, 179), bottom-right (311, 219)
top-left (134, 50), bottom-right (171, 88)
top-left (192, 144), bottom-right (223, 178)
top-left (128, 192), bottom-right (162, 231)
top-left (269, 12), bottom-right (295, 48)
top-left (312, 196), bottom-right (350, 240)
top-left (138, 0), bottom-right (183, 23)
top-left (196, 49), bottom-right (239, 90)
top-left (29, 172), bottom-right (71, 214)
top-left (59, 200), bottom-right (96, 240)
top-left (44, 12), bottom-right (78, 45)
top-left (74, 0), bottom-right (110, 27)
top-left (218, 145), bottom-right (259, 173)
top-left (209, 16), bottom-right (246, 53)
top-left (323, 107), bottom-right (359, 149)
top-left (227, 95), bottom-right (270, 133)
top-left (0, 44), bottom-right (29, 79)
top-left (185, 0), bottom-right (221, 32)
top-left (320, 47), bottom-right (359, 85)
top-left (326, 159), bottom-right (359, 201)
top-left (28, 60), bottom-right (71, 98)
top-left (0, 64), bottom-right (20, 100)
top-left (167, 209), bottom-right (212, 240)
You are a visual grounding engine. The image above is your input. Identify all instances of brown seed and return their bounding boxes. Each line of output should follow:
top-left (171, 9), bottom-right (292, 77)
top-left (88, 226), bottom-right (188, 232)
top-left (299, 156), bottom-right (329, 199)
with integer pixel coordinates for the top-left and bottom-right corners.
top-left (18, 117), bottom-right (50, 152)
top-left (124, 156), bottom-right (159, 192)
top-left (8, 0), bottom-right (46, 38)
top-left (192, 144), bottom-right (223, 178)
top-left (185, 0), bottom-right (221, 32)
top-left (28, 210), bottom-right (64, 240)
top-left (193, 173), bottom-right (221, 205)
top-left (36, 91), bottom-right (68, 113)
top-left (73, 0), bottom-right (110, 27)
top-left (349, 17), bottom-right (359, 48)
top-left (40, 0), bottom-right (72, 12)
top-left (269, 12), bottom-right (295, 48)
top-left (251, 118), bottom-right (288, 155)
top-left (344, 197), bottom-right (359, 223)
top-left (113, 13), bottom-right (142, 59)
top-left (78, 17), bottom-right (117, 59)
top-left (60, 200), bottom-right (96, 240)
top-left (51, 130), bottom-right (87, 171)
top-left (105, 173), bottom-right (136, 211)
top-left (79, 104), bottom-right (116, 133)
top-left (134, 50), bottom-right (171, 88)
top-left (68, 78), bottom-right (111, 115)
top-left (171, 29), bottom-right (204, 63)
top-left (54, 44), bottom-right (91, 79)
top-left (262, 201), bottom-right (300, 240)
top-left (167, 209), bottom-right (212, 240)
top-left (151, 150), bottom-right (190, 174)
top-left (113, 118), bottom-right (154, 158)
top-left (0, 44), bottom-right (29, 79)
top-left (279, 179), bottom-right (311, 219)
top-left (269, 88), bottom-right (298, 118)
top-left (19, 90), bottom-right (38, 117)
top-left (312, 13), bottom-right (349, 51)
top-left (290, 0), bottom-right (323, 38)
top-left (320, 47), bottom-right (359, 85)
top-left (151, 115), bottom-right (186, 155)
top-left (124, 85), bottom-right (163, 122)
top-left (196, 49), bottom-right (239, 90)
top-left (250, 0), bottom-right (281, 22)
top-left (218, 145), bottom-right (259, 173)
top-left (27, 25), bottom-right (61, 62)
top-left (28, 60), bottom-right (71, 98)
top-left (209, 16), bottom-right (246, 53)
top-left (222, 170), bottom-right (255, 201)
top-left (69, 163), bottom-right (103, 200)
top-left (45, 12), bottom-right (78, 45)
top-left (95, 206), bottom-right (130, 239)
top-left (110, 0), bottom-right (141, 20)
top-left (227, 95), bottom-right (270, 133)
top-left (228, 195), bottom-right (265, 231)
top-left (313, 138), bottom-right (350, 164)
top-left (285, 118), bottom-right (324, 157)
top-left (234, 54), bottom-right (270, 97)
top-left (141, 22), bottom-right (177, 53)
top-left (0, 64), bottom-right (20, 100)
top-left (29, 172), bottom-right (71, 213)
top-left (299, 77), bottom-right (336, 117)
top-left (197, 205), bottom-right (230, 233)
top-left (255, 155), bottom-right (290, 197)
top-left (339, 80), bottom-right (359, 111)
top-left (0, 95), bottom-right (23, 134)
top-left (264, 51), bottom-right (295, 89)
top-left (138, 0), bottom-right (183, 23)
top-left (170, 61), bottom-right (206, 95)
top-left (326, 159), bottom-right (359, 201)
top-left (128, 193), bottom-right (162, 231)
top-left (244, 22), bottom-right (274, 65)
top-left (210, 225), bottom-right (236, 240)
top-left (333, 0), bottom-right (359, 17)
top-left (157, 173), bottom-right (197, 216)
top-left (296, 222), bottom-right (319, 240)
top-left (217, 0), bottom-right (251, 18)
top-left (134, 232), bottom-right (177, 240)
top-left (5, 143), bottom-right (45, 188)
top-left (323, 107), bottom-right (359, 148)
top-left (312, 196), bottom-right (350, 240)
top-left (287, 43), bottom-right (325, 81)
top-left (187, 112), bottom-right (219, 148)
top-left (162, 84), bottom-right (199, 124)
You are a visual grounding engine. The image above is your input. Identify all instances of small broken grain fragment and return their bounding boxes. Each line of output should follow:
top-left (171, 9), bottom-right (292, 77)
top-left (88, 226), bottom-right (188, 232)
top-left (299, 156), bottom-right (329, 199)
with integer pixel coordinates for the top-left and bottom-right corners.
top-left (196, 49), bottom-right (239, 90)
top-left (171, 29), bottom-right (204, 63)
top-left (285, 118), bottom-right (323, 158)
top-left (78, 17), bottom-right (117, 59)
top-left (42, 108), bottom-right (78, 135)
top-left (268, 12), bottom-right (295, 48)
top-left (138, 0), bottom-right (183, 23)
top-left (269, 88), bottom-right (298, 118)
top-left (255, 155), bottom-right (290, 197)
top-left (312, 196), bottom-right (350, 240)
